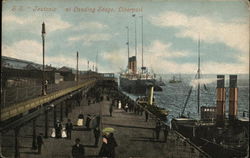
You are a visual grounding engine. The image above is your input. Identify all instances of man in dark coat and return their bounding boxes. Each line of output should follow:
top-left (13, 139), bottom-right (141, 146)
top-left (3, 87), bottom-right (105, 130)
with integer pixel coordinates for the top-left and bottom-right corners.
top-left (65, 119), bottom-right (73, 139)
top-left (163, 125), bottom-right (169, 142)
top-left (155, 121), bottom-right (161, 140)
top-left (93, 127), bottom-right (100, 147)
top-left (145, 111), bottom-right (149, 122)
top-left (37, 133), bottom-right (44, 154)
top-left (72, 138), bottom-right (85, 158)
top-left (55, 120), bottom-right (62, 138)
top-left (109, 104), bottom-right (113, 117)
top-left (85, 114), bottom-right (91, 129)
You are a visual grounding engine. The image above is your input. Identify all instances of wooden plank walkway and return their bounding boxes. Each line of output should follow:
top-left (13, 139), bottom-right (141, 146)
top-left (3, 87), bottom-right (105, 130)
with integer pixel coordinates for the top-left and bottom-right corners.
top-left (2, 94), bottom-right (202, 158)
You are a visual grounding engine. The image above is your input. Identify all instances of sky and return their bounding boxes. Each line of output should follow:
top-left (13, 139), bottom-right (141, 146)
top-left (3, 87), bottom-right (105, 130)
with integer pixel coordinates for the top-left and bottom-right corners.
top-left (2, 0), bottom-right (249, 74)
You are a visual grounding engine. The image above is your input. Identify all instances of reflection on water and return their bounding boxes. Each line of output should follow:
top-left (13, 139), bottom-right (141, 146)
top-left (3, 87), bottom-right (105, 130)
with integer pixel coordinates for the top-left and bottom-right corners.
top-left (120, 74), bottom-right (249, 120)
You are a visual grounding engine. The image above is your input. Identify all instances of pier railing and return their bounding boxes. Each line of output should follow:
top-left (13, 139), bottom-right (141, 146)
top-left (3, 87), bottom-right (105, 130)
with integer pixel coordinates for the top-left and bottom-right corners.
top-left (1, 79), bottom-right (97, 121)
top-left (117, 90), bottom-right (212, 158)
top-left (1, 79), bottom-right (91, 108)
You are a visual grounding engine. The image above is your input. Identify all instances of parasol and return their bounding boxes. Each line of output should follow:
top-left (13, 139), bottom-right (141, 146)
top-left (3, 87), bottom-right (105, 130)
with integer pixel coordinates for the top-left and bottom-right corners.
top-left (102, 127), bottom-right (115, 134)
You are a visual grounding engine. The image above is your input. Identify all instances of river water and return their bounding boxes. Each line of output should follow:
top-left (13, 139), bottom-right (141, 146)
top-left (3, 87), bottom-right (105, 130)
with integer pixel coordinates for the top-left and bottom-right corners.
top-left (119, 74), bottom-right (249, 120)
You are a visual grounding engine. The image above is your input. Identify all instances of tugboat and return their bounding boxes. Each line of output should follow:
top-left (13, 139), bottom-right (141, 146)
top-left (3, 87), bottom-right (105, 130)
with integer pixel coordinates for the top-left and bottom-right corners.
top-left (120, 16), bottom-right (162, 95)
top-left (171, 38), bottom-right (249, 158)
top-left (155, 76), bottom-right (166, 86)
top-left (169, 75), bottom-right (182, 83)
top-left (136, 86), bottom-right (168, 121)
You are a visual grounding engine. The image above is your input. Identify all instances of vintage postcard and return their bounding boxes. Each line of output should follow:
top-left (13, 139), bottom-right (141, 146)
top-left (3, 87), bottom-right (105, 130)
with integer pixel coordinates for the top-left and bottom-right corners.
top-left (1, 0), bottom-right (249, 158)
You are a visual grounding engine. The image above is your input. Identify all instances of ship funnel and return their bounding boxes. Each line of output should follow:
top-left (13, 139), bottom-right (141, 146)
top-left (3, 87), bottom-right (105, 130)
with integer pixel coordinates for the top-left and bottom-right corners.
top-left (229, 75), bottom-right (238, 121)
top-left (148, 86), bottom-right (154, 105)
top-left (129, 56), bottom-right (137, 74)
top-left (216, 75), bottom-right (226, 126)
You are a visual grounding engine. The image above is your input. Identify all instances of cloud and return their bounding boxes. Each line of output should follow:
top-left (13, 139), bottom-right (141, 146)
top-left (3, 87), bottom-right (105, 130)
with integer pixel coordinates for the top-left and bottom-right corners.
top-left (2, 40), bottom-right (42, 63)
top-left (202, 61), bottom-right (249, 74)
top-left (101, 48), bottom-right (127, 72)
top-left (72, 22), bottom-right (108, 31)
top-left (2, 14), bottom-right (71, 34)
top-left (150, 11), bottom-right (249, 54)
top-left (2, 40), bottom-right (94, 71)
top-left (146, 40), bottom-right (190, 58)
top-left (142, 40), bottom-right (195, 73)
top-left (68, 33), bottom-right (112, 46)
top-left (140, 40), bottom-right (248, 74)
top-left (3, 39), bottom-right (248, 74)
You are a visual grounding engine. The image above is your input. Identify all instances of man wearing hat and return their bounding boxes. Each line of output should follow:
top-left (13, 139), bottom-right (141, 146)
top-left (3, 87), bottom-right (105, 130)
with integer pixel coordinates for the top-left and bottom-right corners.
top-left (72, 138), bottom-right (85, 158)
top-left (55, 120), bottom-right (62, 138)
top-left (37, 133), bottom-right (44, 154)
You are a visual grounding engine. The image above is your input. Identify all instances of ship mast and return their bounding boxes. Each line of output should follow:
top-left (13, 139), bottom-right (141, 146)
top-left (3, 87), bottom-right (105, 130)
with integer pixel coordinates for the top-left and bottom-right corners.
top-left (197, 35), bottom-right (201, 114)
top-left (132, 14), bottom-right (137, 74)
top-left (96, 49), bottom-right (98, 72)
top-left (140, 16), bottom-right (144, 73)
top-left (133, 14), bottom-right (137, 57)
top-left (126, 26), bottom-right (130, 70)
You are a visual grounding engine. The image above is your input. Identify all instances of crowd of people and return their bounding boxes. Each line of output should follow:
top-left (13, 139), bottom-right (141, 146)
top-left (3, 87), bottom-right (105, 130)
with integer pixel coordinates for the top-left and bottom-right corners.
top-left (50, 119), bottom-right (73, 139)
top-left (34, 87), bottom-right (170, 157)
top-left (114, 94), bottom-right (170, 142)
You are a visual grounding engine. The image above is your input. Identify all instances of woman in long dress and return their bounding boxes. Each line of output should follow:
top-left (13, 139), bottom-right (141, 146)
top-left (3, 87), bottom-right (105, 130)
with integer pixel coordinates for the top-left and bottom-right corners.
top-left (61, 127), bottom-right (67, 138)
top-left (118, 101), bottom-right (122, 109)
top-left (51, 128), bottom-right (56, 138)
top-left (98, 134), bottom-right (110, 157)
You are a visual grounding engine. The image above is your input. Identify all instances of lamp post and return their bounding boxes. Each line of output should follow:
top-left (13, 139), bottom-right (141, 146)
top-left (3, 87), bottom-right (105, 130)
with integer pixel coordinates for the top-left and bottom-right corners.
top-left (76, 51), bottom-right (79, 84)
top-left (42, 22), bottom-right (46, 95)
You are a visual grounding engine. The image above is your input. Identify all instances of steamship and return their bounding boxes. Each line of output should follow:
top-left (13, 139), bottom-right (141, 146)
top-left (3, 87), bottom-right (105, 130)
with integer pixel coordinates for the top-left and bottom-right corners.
top-left (119, 15), bottom-right (162, 95)
top-left (171, 38), bottom-right (249, 158)
top-left (120, 56), bottom-right (162, 94)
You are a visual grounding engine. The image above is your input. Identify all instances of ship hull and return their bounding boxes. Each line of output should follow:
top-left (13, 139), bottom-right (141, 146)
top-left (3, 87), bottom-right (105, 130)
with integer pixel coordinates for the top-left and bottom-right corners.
top-left (120, 77), bottom-right (162, 94)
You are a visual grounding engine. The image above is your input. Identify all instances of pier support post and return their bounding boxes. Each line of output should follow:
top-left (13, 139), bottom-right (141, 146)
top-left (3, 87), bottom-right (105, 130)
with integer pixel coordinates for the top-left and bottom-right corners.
top-left (65, 101), bottom-right (69, 118)
top-left (44, 110), bottom-right (48, 138)
top-left (14, 127), bottom-right (20, 158)
top-left (32, 119), bottom-right (37, 150)
top-left (54, 105), bottom-right (57, 125)
top-left (68, 100), bottom-right (72, 113)
top-left (0, 132), bottom-right (4, 157)
top-left (60, 102), bottom-right (63, 122)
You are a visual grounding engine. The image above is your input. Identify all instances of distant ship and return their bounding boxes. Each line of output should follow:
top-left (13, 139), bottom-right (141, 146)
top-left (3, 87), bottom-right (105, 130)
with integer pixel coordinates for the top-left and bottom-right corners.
top-left (155, 76), bottom-right (166, 86)
top-left (120, 16), bottom-right (162, 95)
top-left (169, 75), bottom-right (182, 83)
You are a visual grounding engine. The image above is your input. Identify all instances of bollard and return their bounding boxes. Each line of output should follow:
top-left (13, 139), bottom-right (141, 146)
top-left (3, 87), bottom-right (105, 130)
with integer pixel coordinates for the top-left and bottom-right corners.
top-left (148, 86), bottom-right (154, 105)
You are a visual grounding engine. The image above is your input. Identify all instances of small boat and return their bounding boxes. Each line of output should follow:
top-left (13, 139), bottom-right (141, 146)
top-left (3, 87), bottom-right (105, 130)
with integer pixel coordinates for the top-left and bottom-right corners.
top-left (136, 90), bottom-right (168, 121)
top-left (169, 75), bottom-right (182, 83)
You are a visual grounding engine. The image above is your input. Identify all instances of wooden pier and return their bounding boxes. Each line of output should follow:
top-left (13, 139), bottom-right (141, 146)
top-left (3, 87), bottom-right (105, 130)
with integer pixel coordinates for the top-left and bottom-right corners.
top-left (2, 90), bottom-right (208, 158)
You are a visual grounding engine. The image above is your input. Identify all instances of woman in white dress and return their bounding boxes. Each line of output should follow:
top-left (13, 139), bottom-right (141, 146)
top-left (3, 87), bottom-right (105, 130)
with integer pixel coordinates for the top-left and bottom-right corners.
top-left (51, 128), bottom-right (56, 138)
top-left (118, 101), bottom-right (122, 109)
top-left (61, 127), bottom-right (67, 138)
